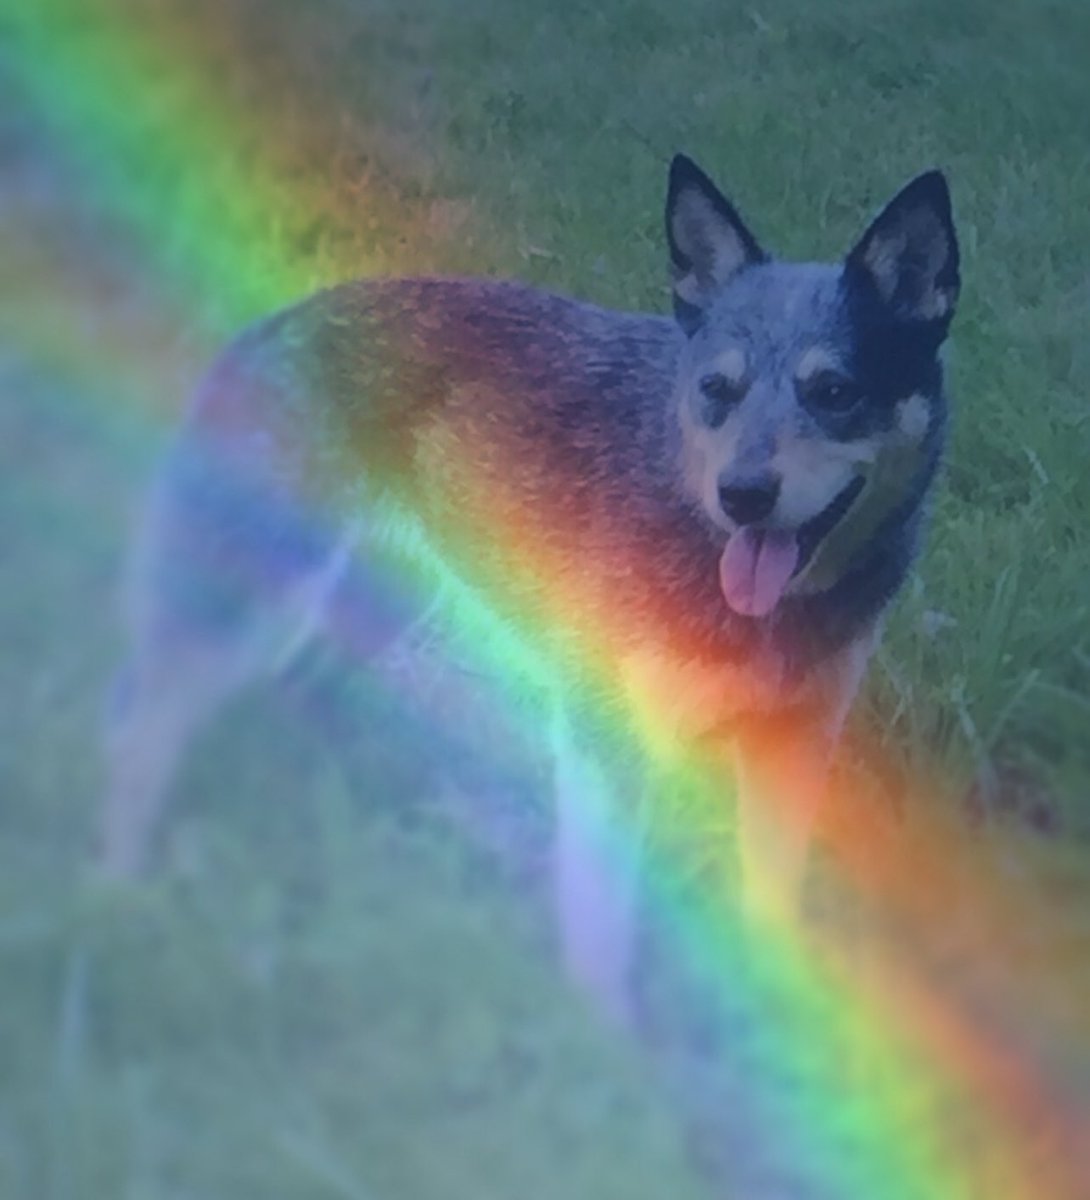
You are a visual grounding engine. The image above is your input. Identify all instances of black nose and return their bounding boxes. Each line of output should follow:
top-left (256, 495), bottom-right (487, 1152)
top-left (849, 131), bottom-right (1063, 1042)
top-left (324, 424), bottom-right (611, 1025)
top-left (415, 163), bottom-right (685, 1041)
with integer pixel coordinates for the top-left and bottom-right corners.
top-left (718, 476), bottom-right (780, 525)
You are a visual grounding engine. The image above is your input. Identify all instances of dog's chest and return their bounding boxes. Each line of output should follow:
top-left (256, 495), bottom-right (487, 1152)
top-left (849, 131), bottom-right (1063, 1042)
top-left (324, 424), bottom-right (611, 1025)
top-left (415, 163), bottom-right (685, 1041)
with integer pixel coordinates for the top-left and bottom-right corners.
top-left (619, 642), bottom-right (788, 748)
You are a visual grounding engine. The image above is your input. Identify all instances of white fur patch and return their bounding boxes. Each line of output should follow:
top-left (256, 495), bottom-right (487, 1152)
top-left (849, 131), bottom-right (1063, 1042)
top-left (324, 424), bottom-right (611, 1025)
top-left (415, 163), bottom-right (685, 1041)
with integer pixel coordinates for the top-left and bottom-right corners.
top-left (896, 392), bottom-right (931, 441)
top-left (673, 271), bottom-right (704, 306)
top-left (915, 288), bottom-right (953, 321)
top-left (795, 345), bottom-right (842, 382)
top-left (772, 435), bottom-right (878, 528)
top-left (711, 346), bottom-right (747, 384)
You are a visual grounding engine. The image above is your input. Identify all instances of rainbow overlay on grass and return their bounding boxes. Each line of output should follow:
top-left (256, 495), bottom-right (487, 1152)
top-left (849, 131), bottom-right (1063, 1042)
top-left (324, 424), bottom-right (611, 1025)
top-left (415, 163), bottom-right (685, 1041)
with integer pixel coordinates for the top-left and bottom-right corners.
top-left (9, 4), bottom-right (1089, 1196)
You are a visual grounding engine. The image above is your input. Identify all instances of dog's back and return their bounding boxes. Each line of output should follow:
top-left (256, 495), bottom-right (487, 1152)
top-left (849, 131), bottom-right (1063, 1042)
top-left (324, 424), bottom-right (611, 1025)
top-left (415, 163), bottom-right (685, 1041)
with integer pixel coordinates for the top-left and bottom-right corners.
top-left (139, 276), bottom-right (712, 659)
top-left (103, 277), bottom-right (685, 873)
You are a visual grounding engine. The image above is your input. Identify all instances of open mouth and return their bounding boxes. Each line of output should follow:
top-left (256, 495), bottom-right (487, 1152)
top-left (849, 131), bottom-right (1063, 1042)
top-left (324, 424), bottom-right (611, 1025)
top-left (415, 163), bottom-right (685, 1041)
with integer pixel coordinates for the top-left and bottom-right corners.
top-left (794, 473), bottom-right (867, 574)
top-left (718, 475), bottom-right (866, 618)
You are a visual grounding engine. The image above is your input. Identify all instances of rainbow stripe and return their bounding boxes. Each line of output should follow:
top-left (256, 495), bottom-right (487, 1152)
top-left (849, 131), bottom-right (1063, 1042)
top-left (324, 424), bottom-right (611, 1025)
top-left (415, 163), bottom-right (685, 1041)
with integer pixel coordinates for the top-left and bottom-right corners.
top-left (9, 3), bottom-right (1089, 1196)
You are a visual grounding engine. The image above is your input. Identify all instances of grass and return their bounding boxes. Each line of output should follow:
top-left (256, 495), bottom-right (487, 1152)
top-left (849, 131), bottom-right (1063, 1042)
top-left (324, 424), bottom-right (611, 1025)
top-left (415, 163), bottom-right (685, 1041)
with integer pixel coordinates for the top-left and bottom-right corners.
top-left (2, 0), bottom-right (1089, 1195)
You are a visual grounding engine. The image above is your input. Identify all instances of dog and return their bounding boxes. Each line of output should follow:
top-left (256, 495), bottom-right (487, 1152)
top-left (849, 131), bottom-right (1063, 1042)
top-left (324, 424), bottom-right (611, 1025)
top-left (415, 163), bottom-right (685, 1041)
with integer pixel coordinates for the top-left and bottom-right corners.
top-left (101, 155), bottom-right (959, 1022)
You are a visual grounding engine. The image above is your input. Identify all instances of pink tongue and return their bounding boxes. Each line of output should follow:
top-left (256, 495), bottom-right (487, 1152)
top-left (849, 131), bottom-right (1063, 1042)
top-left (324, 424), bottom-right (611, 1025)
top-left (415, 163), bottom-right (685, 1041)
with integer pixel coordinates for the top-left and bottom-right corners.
top-left (719, 528), bottom-right (800, 617)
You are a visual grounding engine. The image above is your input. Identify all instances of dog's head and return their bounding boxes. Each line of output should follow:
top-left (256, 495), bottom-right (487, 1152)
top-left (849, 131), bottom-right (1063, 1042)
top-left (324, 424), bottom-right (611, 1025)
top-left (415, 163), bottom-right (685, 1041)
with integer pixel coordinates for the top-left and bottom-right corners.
top-left (666, 155), bottom-right (959, 619)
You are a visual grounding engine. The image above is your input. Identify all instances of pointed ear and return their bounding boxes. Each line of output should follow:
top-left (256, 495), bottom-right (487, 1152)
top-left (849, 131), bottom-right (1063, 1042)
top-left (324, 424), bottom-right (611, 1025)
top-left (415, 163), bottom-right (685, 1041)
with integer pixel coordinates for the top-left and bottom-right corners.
top-left (845, 171), bottom-right (960, 325)
top-left (665, 154), bottom-right (766, 334)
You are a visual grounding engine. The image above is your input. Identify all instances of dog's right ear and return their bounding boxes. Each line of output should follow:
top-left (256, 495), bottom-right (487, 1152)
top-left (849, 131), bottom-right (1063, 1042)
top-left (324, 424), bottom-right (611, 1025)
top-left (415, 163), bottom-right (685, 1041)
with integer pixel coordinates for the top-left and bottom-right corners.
top-left (845, 171), bottom-right (960, 328)
top-left (665, 155), bottom-right (766, 335)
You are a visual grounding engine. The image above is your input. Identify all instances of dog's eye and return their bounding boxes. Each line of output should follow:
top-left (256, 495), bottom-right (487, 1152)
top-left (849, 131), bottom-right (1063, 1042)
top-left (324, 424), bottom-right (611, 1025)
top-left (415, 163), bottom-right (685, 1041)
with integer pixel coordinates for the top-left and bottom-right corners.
top-left (804, 374), bottom-right (862, 415)
top-left (697, 373), bottom-right (744, 428)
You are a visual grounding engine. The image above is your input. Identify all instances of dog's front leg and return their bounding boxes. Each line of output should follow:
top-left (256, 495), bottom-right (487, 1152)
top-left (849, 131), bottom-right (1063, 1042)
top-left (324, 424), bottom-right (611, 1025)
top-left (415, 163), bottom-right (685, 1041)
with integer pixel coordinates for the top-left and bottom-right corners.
top-left (732, 711), bottom-right (834, 929)
top-left (732, 626), bottom-right (878, 928)
top-left (551, 704), bottom-right (646, 1027)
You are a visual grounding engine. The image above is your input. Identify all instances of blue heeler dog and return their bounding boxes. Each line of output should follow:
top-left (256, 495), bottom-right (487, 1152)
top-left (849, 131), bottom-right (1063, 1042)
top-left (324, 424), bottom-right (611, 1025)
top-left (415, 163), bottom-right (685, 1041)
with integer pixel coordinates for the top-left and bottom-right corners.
top-left (101, 155), bottom-right (959, 1022)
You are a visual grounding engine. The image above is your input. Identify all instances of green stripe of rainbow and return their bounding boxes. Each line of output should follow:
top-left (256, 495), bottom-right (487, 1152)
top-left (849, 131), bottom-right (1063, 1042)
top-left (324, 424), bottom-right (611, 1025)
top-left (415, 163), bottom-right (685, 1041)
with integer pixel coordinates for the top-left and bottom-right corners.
top-left (9, 3), bottom-right (1087, 1195)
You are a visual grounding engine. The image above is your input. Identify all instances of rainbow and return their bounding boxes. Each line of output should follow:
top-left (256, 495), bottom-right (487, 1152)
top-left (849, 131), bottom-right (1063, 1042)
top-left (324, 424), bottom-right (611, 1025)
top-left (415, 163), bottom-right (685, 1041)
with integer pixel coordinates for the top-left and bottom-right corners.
top-left (10, 3), bottom-right (1089, 1196)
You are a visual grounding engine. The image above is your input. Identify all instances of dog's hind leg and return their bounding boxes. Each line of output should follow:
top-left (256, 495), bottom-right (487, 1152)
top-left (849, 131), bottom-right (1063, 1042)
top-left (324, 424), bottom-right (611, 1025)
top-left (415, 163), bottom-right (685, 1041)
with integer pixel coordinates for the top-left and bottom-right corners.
top-left (98, 429), bottom-right (377, 878)
top-left (100, 492), bottom-right (431, 880)
top-left (98, 544), bottom-right (357, 879)
top-left (551, 703), bottom-right (647, 1026)
top-left (100, 633), bottom-right (253, 879)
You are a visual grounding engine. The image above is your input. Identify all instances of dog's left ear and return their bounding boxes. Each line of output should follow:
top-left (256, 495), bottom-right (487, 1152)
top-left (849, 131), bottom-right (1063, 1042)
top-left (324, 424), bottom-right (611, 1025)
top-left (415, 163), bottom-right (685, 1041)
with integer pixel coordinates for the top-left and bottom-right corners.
top-left (666, 154), bottom-right (766, 335)
top-left (845, 171), bottom-right (960, 327)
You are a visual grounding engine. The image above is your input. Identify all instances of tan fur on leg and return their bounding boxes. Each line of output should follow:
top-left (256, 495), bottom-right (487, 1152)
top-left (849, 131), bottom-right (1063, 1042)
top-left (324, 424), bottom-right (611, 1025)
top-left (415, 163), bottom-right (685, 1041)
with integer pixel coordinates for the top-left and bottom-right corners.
top-left (733, 625), bottom-right (880, 927)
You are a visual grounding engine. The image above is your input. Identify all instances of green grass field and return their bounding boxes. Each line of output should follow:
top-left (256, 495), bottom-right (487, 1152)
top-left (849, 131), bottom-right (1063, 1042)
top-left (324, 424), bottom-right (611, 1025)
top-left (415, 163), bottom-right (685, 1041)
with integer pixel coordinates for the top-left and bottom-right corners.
top-left (2, 0), bottom-right (1089, 1196)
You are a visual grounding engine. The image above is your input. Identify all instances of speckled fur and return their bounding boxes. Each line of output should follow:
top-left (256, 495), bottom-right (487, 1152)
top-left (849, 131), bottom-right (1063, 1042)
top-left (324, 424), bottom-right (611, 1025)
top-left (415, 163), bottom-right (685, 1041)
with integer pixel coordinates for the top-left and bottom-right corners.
top-left (188, 260), bottom-right (946, 696)
top-left (102, 157), bottom-right (959, 1012)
